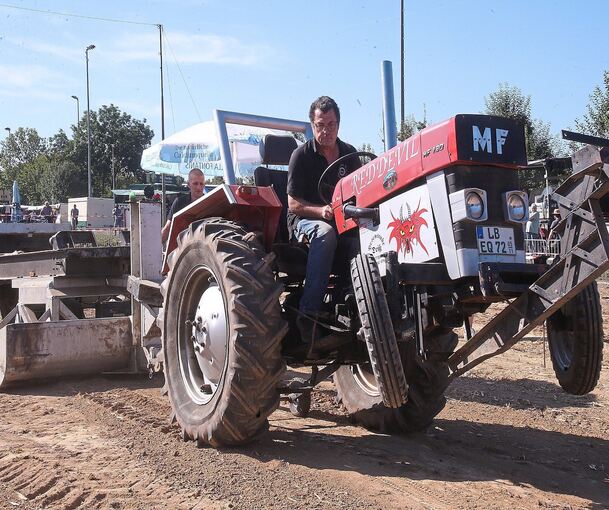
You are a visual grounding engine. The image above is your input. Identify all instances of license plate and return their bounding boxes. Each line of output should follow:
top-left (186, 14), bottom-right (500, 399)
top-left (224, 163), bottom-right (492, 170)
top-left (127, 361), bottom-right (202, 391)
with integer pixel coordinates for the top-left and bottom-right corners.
top-left (476, 226), bottom-right (515, 255)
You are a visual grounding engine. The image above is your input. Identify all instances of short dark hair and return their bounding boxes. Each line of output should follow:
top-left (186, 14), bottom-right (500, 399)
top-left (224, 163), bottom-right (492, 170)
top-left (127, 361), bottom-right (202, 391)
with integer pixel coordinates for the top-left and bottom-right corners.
top-left (188, 167), bottom-right (204, 181)
top-left (309, 96), bottom-right (340, 123)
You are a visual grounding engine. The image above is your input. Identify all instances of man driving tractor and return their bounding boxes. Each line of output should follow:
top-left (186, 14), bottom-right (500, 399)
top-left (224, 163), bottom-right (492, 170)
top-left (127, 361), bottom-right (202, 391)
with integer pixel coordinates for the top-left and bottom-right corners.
top-left (287, 96), bottom-right (360, 354)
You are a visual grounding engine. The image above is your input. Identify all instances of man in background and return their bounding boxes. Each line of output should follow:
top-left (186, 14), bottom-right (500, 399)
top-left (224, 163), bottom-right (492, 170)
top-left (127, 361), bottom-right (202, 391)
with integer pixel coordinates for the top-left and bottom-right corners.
top-left (113, 204), bottom-right (124, 228)
top-left (71, 204), bottom-right (79, 230)
top-left (161, 168), bottom-right (205, 243)
top-left (549, 208), bottom-right (561, 233)
top-left (40, 201), bottom-right (53, 223)
top-left (526, 203), bottom-right (540, 239)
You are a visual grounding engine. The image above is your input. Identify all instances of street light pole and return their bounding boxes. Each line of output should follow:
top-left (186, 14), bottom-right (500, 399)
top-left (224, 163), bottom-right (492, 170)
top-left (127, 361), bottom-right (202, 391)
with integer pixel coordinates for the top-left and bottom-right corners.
top-left (400, 0), bottom-right (405, 127)
top-left (4, 127), bottom-right (10, 136)
top-left (158, 23), bottom-right (167, 224)
top-left (111, 144), bottom-right (115, 191)
top-left (85, 44), bottom-right (95, 198)
top-left (71, 95), bottom-right (80, 125)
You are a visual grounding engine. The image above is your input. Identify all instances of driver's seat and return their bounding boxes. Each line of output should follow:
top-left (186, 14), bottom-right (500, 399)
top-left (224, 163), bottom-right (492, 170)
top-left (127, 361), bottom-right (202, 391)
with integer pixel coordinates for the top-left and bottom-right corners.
top-left (254, 135), bottom-right (308, 277)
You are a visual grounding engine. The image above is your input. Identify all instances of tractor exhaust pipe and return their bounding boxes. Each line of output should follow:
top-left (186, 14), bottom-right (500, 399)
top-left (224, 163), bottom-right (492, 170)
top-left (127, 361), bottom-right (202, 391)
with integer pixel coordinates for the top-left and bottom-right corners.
top-left (343, 204), bottom-right (379, 223)
top-left (382, 60), bottom-right (398, 151)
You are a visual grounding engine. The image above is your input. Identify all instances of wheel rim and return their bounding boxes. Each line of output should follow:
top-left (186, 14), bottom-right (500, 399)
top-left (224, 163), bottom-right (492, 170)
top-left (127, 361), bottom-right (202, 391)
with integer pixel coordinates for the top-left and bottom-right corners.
top-left (554, 331), bottom-right (575, 371)
top-left (177, 265), bottom-right (228, 405)
top-left (351, 363), bottom-right (381, 397)
top-left (550, 307), bottom-right (575, 371)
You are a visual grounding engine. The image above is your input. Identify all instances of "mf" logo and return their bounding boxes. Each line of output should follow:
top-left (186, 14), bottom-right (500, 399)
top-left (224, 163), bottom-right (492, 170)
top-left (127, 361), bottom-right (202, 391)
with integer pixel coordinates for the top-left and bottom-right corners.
top-left (472, 126), bottom-right (509, 155)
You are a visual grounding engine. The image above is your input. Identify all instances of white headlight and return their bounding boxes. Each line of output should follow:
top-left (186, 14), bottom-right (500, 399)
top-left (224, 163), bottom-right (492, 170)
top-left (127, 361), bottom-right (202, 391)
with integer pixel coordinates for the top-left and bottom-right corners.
top-left (466, 191), bottom-right (484, 220)
top-left (507, 194), bottom-right (526, 221)
top-left (449, 187), bottom-right (487, 222)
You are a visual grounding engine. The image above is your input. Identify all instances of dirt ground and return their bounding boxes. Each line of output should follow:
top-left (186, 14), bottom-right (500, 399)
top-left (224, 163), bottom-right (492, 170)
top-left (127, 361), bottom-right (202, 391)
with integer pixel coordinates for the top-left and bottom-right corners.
top-left (1, 289), bottom-right (608, 510)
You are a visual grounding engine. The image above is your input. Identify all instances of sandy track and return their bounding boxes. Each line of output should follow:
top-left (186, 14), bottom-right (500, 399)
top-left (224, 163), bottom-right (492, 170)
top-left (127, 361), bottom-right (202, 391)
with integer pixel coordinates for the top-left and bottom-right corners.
top-left (1, 293), bottom-right (608, 509)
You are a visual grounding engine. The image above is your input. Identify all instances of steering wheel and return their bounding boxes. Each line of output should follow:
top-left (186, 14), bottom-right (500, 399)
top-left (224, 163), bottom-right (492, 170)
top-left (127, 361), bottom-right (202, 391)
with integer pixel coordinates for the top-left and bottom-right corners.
top-left (317, 151), bottom-right (377, 205)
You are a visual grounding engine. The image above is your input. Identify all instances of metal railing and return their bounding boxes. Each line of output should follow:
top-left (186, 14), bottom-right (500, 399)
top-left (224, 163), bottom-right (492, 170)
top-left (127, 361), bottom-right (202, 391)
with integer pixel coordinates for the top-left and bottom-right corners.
top-left (526, 234), bottom-right (609, 282)
top-left (525, 237), bottom-right (561, 259)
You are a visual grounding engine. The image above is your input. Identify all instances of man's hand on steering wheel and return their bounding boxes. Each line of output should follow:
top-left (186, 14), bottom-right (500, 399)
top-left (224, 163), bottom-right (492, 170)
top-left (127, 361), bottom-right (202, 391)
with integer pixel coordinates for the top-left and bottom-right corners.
top-left (321, 205), bottom-right (334, 221)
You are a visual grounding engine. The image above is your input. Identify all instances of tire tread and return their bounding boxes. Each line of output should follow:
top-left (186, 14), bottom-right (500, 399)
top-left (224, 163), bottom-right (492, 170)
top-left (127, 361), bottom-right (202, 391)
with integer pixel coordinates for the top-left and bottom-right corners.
top-left (162, 218), bottom-right (286, 446)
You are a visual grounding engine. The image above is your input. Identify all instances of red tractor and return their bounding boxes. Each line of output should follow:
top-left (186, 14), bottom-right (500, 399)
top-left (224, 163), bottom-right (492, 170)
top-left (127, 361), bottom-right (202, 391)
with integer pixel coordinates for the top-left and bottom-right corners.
top-left (160, 113), bottom-right (608, 446)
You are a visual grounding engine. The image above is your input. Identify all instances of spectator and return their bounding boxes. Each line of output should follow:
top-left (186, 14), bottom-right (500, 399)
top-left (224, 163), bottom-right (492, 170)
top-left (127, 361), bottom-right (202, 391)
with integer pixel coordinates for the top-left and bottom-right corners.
top-left (525, 204), bottom-right (540, 239)
top-left (161, 168), bottom-right (205, 243)
top-left (113, 205), bottom-right (124, 228)
top-left (40, 201), bottom-right (53, 223)
top-left (548, 208), bottom-right (562, 254)
top-left (71, 204), bottom-right (79, 230)
top-left (549, 208), bottom-right (561, 233)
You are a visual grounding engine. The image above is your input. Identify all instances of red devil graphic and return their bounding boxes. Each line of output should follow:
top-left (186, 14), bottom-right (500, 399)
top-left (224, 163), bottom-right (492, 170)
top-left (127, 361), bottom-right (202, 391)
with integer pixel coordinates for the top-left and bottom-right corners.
top-left (387, 199), bottom-right (429, 257)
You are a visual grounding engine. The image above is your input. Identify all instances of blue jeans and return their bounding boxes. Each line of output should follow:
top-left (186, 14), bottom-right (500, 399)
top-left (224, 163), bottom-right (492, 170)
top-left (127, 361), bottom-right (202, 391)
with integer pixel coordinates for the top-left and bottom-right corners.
top-left (294, 219), bottom-right (337, 314)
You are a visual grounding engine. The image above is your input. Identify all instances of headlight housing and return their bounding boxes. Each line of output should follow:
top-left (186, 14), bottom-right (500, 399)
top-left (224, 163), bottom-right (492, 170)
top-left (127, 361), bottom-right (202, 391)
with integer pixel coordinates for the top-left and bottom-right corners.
top-left (449, 187), bottom-right (488, 222)
top-left (503, 191), bottom-right (528, 223)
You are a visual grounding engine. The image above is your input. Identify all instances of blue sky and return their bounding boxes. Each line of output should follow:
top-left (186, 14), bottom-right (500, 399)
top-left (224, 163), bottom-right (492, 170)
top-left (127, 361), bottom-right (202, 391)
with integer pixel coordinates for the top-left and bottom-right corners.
top-left (1, 0), bottom-right (608, 154)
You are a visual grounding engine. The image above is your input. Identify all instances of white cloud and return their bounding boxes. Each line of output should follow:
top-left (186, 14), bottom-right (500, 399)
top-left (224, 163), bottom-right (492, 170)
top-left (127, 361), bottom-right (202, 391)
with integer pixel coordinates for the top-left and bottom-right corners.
top-left (101, 98), bottom-right (160, 120)
top-left (4, 36), bottom-right (81, 63)
top-left (0, 64), bottom-right (60, 88)
top-left (0, 64), bottom-right (76, 100)
top-left (111, 30), bottom-right (274, 67)
top-left (2, 30), bottom-right (275, 68)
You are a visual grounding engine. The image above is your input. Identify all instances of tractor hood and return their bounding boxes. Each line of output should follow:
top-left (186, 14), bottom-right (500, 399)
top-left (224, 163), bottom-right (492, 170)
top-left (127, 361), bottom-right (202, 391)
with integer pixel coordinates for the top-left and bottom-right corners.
top-left (332, 114), bottom-right (527, 212)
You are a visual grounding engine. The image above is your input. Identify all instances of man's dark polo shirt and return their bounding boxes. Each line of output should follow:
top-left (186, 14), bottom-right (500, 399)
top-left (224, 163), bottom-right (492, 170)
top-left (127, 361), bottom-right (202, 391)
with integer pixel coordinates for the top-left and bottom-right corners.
top-left (168, 193), bottom-right (193, 221)
top-left (286, 137), bottom-right (359, 235)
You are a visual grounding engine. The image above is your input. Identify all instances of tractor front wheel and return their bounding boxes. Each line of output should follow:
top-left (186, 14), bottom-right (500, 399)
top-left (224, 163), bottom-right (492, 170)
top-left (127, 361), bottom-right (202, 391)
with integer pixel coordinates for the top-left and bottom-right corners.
top-left (334, 327), bottom-right (454, 433)
top-left (547, 282), bottom-right (603, 395)
top-left (161, 219), bottom-right (287, 446)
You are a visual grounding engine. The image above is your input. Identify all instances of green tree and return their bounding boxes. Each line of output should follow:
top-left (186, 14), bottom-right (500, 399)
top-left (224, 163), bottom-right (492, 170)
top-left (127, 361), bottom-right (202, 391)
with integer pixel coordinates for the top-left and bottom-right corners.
top-left (13, 155), bottom-right (83, 205)
top-left (15, 155), bottom-right (49, 205)
top-left (0, 105), bottom-right (153, 204)
top-left (484, 83), bottom-right (562, 192)
top-left (39, 158), bottom-right (84, 202)
top-left (397, 114), bottom-right (427, 142)
top-left (0, 127), bottom-right (48, 190)
top-left (71, 104), bottom-right (154, 196)
top-left (485, 83), bottom-right (531, 126)
top-left (360, 143), bottom-right (375, 154)
top-left (574, 70), bottom-right (609, 138)
top-left (48, 129), bottom-right (73, 158)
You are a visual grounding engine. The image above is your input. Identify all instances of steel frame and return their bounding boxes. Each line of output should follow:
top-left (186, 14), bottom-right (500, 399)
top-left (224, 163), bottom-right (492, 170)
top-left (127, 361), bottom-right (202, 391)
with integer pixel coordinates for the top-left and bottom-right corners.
top-left (448, 146), bottom-right (609, 379)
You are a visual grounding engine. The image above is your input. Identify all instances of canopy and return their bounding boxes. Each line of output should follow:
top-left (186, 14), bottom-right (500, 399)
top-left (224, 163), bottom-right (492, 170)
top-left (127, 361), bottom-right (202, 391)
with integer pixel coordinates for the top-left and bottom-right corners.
top-left (140, 121), bottom-right (287, 180)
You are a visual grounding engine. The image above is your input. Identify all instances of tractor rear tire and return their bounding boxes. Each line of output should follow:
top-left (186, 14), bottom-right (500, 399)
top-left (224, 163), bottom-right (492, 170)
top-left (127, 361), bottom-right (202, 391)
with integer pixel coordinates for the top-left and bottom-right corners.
top-left (334, 327), bottom-right (454, 433)
top-left (547, 282), bottom-right (603, 395)
top-left (160, 219), bottom-right (287, 446)
top-left (350, 254), bottom-right (407, 408)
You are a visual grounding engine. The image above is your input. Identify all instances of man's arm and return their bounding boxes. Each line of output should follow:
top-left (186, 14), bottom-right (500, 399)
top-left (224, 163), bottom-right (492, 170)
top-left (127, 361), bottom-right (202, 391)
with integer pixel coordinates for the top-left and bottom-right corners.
top-left (161, 199), bottom-right (177, 243)
top-left (286, 145), bottom-right (334, 221)
top-left (288, 195), bottom-right (333, 221)
top-left (161, 220), bottom-right (171, 243)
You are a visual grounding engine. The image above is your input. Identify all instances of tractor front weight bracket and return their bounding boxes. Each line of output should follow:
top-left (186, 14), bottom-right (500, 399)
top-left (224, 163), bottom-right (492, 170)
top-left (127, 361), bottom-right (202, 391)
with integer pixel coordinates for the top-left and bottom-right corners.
top-left (447, 147), bottom-right (609, 380)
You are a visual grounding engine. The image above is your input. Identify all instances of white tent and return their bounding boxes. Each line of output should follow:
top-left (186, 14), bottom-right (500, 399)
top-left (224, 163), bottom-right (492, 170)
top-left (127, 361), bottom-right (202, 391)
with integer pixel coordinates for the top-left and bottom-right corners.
top-left (140, 121), bottom-right (287, 180)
